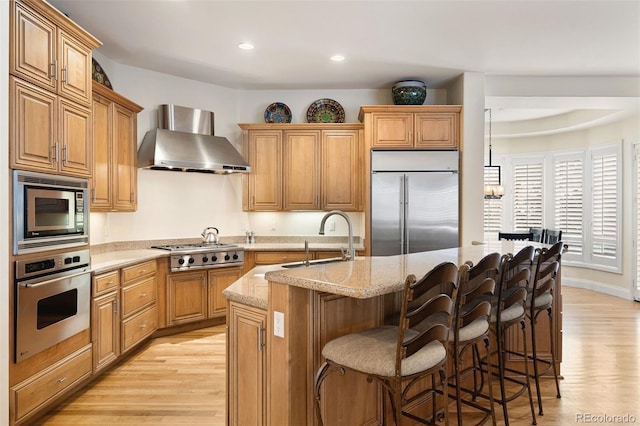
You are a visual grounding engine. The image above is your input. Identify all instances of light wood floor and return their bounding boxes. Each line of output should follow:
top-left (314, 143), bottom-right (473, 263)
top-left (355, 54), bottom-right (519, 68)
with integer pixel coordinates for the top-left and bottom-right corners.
top-left (38, 286), bottom-right (640, 425)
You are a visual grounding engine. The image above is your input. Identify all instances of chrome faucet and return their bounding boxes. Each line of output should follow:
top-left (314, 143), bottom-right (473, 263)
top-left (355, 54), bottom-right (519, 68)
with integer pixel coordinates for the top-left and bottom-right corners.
top-left (319, 210), bottom-right (355, 261)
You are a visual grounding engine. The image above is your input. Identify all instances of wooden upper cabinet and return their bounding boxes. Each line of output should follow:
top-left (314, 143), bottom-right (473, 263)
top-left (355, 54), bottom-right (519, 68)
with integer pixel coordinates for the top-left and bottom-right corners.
top-left (283, 130), bottom-right (321, 210)
top-left (370, 113), bottom-right (414, 148)
top-left (239, 123), bottom-right (363, 212)
top-left (414, 112), bottom-right (459, 149)
top-left (359, 105), bottom-right (462, 150)
top-left (10, 76), bottom-right (92, 177)
top-left (10, 0), bottom-right (100, 107)
top-left (90, 81), bottom-right (143, 212)
top-left (243, 129), bottom-right (283, 211)
top-left (322, 129), bottom-right (361, 211)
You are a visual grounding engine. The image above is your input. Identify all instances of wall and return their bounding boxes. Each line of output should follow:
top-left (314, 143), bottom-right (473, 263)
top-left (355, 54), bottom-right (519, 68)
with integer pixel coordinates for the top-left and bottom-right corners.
top-left (90, 52), bottom-right (452, 243)
top-left (1, 0), bottom-right (10, 418)
top-left (493, 114), bottom-right (640, 299)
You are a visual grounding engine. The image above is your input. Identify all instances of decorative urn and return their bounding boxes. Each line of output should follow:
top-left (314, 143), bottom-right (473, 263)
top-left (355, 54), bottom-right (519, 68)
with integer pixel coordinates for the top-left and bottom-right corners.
top-left (391, 80), bottom-right (427, 105)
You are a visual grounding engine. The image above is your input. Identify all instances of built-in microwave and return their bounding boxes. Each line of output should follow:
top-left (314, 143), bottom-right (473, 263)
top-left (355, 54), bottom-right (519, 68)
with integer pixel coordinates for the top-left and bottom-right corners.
top-left (13, 170), bottom-right (89, 255)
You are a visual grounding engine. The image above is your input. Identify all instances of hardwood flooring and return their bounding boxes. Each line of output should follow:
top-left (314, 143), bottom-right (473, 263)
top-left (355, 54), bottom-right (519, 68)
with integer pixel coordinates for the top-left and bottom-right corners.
top-left (38, 287), bottom-right (640, 425)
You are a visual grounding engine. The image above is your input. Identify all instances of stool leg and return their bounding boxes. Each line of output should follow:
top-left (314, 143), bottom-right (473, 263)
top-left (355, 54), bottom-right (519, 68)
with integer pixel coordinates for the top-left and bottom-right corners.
top-left (482, 337), bottom-right (498, 426)
top-left (529, 311), bottom-right (544, 415)
top-left (496, 325), bottom-right (510, 425)
top-left (519, 319), bottom-right (537, 425)
top-left (313, 362), bottom-right (330, 426)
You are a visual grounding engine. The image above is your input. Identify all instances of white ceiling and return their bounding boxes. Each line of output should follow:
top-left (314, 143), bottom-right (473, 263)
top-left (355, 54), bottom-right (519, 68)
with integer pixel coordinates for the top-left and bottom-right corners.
top-left (49, 0), bottom-right (639, 131)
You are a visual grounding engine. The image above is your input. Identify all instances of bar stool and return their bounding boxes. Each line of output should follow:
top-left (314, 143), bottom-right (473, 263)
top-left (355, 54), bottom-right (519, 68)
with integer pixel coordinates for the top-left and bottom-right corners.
top-left (313, 262), bottom-right (458, 426)
top-left (528, 228), bottom-right (544, 242)
top-left (498, 232), bottom-right (533, 241)
top-left (480, 246), bottom-right (538, 425)
top-left (526, 241), bottom-right (564, 415)
top-left (542, 229), bottom-right (562, 244)
top-left (449, 252), bottom-right (501, 426)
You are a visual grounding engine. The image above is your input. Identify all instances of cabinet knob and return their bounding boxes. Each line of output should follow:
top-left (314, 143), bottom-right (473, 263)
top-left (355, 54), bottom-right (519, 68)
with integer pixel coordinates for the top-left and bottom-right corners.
top-left (57, 377), bottom-right (66, 384)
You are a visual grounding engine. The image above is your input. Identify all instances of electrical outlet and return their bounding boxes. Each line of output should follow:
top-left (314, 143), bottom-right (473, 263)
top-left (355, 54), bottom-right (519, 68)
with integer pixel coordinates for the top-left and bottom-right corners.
top-left (329, 221), bottom-right (335, 232)
top-left (271, 223), bottom-right (277, 231)
top-left (274, 311), bottom-right (285, 338)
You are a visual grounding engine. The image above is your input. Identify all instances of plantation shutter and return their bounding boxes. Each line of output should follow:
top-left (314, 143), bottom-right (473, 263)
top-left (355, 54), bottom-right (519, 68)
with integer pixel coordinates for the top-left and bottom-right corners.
top-left (483, 167), bottom-right (503, 233)
top-left (635, 146), bottom-right (640, 299)
top-left (512, 162), bottom-right (543, 232)
top-left (591, 147), bottom-right (619, 265)
top-left (553, 157), bottom-right (583, 257)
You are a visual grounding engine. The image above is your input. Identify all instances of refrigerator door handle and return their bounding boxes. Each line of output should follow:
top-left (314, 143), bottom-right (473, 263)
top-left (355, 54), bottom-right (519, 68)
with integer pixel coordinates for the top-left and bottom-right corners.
top-left (404, 175), bottom-right (410, 254)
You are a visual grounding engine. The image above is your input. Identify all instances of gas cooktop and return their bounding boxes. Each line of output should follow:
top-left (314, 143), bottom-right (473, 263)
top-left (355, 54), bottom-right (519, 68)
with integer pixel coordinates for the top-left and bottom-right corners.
top-left (152, 243), bottom-right (244, 271)
top-left (152, 243), bottom-right (238, 253)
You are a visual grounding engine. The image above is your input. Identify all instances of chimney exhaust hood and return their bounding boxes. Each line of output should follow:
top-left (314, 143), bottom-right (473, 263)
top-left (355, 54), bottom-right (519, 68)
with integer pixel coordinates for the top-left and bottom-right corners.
top-left (137, 105), bottom-right (251, 174)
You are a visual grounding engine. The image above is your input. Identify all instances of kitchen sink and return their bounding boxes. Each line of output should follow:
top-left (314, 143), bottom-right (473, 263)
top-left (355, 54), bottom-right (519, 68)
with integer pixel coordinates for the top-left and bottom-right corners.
top-left (281, 258), bottom-right (344, 269)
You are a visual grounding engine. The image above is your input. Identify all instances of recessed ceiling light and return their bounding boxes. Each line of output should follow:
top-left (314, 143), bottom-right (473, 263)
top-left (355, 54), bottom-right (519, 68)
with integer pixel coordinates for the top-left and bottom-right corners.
top-left (330, 55), bottom-right (345, 62)
top-left (238, 42), bottom-right (254, 50)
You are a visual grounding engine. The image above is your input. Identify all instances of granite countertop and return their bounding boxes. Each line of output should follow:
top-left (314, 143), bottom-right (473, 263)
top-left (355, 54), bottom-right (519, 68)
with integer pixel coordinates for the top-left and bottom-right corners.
top-left (88, 239), bottom-right (363, 274)
top-left (223, 240), bottom-right (544, 309)
top-left (90, 249), bottom-right (168, 274)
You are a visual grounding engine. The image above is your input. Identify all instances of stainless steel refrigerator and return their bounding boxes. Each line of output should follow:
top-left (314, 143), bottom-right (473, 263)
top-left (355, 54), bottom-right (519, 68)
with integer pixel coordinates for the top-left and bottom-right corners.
top-left (370, 150), bottom-right (459, 256)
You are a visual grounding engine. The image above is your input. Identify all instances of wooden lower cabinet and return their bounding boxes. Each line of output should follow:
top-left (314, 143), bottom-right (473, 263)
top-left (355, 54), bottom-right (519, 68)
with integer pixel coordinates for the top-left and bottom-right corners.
top-left (228, 302), bottom-right (267, 426)
top-left (10, 345), bottom-right (92, 425)
top-left (91, 292), bottom-right (120, 373)
top-left (120, 261), bottom-right (158, 353)
top-left (167, 267), bottom-right (243, 325)
top-left (167, 271), bottom-right (207, 325)
top-left (91, 270), bottom-right (120, 374)
top-left (208, 267), bottom-right (243, 316)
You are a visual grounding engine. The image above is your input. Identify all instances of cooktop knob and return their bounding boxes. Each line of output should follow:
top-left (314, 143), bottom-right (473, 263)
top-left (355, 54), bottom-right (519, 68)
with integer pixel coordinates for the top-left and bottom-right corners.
top-left (224, 254), bottom-right (230, 261)
top-left (233, 253), bottom-right (239, 260)
top-left (202, 256), bottom-right (209, 262)
top-left (188, 257), bottom-right (195, 264)
top-left (178, 258), bottom-right (185, 265)
top-left (212, 255), bottom-right (218, 262)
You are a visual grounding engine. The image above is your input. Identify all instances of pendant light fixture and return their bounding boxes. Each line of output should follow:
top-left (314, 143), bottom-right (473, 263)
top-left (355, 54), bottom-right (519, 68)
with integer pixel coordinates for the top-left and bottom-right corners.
top-left (484, 108), bottom-right (505, 199)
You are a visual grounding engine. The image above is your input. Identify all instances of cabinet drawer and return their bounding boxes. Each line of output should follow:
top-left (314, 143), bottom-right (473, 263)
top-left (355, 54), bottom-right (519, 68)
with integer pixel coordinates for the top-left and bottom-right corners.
top-left (122, 305), bottom-right (158, 353)
top-left (121, 276), bottom-right (157, 318)
top-left (121, 260), bottom-right (156, 284)
top-left (254, 251), bottom-right (308, 265)
top-left (93, 270), bottom-right (119, 296)
top-left (12, 345), bottom-right (92, 422)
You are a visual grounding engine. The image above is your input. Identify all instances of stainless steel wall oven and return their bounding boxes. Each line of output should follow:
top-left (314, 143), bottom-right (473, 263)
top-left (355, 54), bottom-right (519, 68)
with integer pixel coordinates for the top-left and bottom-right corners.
top-left (14, 249), bottom-right (91, 362)
top-left (13, 170), bottom-right (89, 255)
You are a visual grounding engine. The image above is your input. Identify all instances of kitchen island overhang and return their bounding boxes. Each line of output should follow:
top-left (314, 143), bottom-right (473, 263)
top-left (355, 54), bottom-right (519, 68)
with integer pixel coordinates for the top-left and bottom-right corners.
top-left (224, 241), bottom-right (561, 426)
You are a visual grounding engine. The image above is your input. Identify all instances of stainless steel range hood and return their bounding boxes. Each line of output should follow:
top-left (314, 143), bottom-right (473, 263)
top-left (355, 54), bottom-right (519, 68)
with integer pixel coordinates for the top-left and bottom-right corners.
top-left (138, 105), bottom-right (251, 174)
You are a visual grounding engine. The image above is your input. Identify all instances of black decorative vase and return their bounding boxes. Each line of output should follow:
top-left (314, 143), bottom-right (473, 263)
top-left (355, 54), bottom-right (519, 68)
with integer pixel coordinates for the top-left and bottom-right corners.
top-left (391, 80), bottom-right (427, 105)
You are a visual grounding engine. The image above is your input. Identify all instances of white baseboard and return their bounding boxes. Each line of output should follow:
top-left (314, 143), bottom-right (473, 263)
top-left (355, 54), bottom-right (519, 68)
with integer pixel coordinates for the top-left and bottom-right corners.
top-left (562, 276), bottom-right (635, 300)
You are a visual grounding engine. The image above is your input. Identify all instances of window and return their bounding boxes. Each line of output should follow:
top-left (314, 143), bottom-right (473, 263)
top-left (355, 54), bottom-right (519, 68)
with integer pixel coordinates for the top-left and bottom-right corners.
top-left (484, 142), bottom-right (622, 273)
top-left (589, 144), bottom-right (621, 270)
top-left (512, 160), bottom-right (543, 232)
top-left (634, 144), bottom-right (640, 300)
top-left (553, 155), bottom-right (583, 259)
top-left (483, 166), bottom-right (503, 233)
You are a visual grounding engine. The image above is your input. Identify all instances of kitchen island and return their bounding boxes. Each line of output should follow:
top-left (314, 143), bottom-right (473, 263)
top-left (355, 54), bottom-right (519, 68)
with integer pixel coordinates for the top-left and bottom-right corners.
top-left (223, 240), bottom-right (562, 426)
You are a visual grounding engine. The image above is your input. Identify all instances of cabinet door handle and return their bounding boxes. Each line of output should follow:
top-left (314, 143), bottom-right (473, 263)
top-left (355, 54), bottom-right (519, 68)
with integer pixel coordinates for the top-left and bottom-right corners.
top-left (131, 192), bottom-right (135, 203)
top-left (62, 144), bottom-right (68, 164)
top-left (51, 142), bottom-right (58, 161)
top-left (114, 300), bottom-right (119, 314)
top-left (52, 60), bottom-right (58, 81)
top-left (258, 326), bottom-right (265, 351)
top-left (92, 187), bottom-right (96, 202)
top-left (61, 66), bottom-right (68, 83)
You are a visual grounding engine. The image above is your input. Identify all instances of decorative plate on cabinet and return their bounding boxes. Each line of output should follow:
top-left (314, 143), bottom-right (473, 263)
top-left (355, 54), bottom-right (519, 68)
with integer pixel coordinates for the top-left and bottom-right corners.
top-left (306, 98), bottom-right (345, 123)
top-left (92, 58), bottom-right (113, 89)
top-left (264, 102), bottom-right (292, 123)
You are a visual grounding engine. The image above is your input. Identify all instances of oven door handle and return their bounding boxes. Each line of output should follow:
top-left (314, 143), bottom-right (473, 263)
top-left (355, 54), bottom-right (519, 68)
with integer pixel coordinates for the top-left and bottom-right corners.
top-left (20, 270), bottom-right (90, 288)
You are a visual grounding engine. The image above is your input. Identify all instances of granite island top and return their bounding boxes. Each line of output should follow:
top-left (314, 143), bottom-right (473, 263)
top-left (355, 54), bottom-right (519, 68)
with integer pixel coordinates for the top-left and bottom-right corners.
top-left (223, 240), bottom-right (543, 309)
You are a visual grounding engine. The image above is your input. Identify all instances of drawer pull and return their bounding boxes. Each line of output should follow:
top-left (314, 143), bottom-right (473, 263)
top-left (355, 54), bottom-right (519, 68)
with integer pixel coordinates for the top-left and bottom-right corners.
top-left (140, 324), bottom-right (147, 328)
top-left (140, 293), bottom-right (147, 298)
top-left (57, 377), bottom-right (66, 383)
top-left (139, 269), bottom-right (147, 274)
